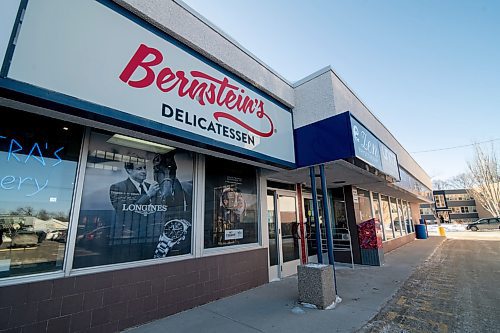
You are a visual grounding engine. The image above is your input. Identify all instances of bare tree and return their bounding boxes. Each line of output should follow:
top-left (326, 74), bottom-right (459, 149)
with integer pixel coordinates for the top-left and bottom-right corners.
top-left (13, 206), bottom-right (36, 216)
top-left (432, 179), bottom-right (451, 190)
top-left (452, 144), bottom-right (500, 217)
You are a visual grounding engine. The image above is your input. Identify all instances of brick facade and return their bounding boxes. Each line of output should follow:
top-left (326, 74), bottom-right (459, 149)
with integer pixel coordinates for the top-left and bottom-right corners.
top-left (0, 248), bottom-right (268, 333)
top-left (382, 233), bottom-right (416, 254)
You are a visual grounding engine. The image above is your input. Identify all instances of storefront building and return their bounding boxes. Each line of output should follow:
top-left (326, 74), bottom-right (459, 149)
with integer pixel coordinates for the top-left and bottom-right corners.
top-left (0, 1), bottom-right (431, 332)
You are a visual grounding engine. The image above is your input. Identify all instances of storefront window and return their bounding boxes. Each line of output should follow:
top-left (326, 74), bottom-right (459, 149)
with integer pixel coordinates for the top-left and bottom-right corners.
top-left (73, 130), bottom-right (193, 268)
top-left (0, 109), bottom-right (83, 278)
top-left (381, 196), bottom-right (394, 240)
top-left (371, 193), bottom-right (383, 240)
top-left (408, 204), bottom-right (415, 232)
top-left (390, 198), bottom-right (402, 237)
top-left (401, 200), bottom-right (409, 235)
top-left (357, 189), bottom-right (372, 223)
top-left (332, 200), bottom-right (348, 230)
top-left (204, 156), bottom-right (258, 248)
top-left (330, 187), bottom-right (348, 232)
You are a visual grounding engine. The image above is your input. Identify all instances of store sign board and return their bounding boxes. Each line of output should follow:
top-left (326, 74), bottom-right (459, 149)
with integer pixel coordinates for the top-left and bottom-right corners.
top-left (6, 0), bottom-right (295, 165)
top-left (351, 117), bottom-right (383, 170)
top-left (0, 0), bottom-right (21, 70)
top-left (380, 142), bottom-right (400, 180)
top-left (350, 116), bottom-right (400, 180)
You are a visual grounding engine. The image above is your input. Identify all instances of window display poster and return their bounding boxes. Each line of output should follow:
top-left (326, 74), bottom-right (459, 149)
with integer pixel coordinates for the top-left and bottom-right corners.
top-left (73, 130), bottom-right (193, 268)
top-left (204, 157), bottom-right (257, 248)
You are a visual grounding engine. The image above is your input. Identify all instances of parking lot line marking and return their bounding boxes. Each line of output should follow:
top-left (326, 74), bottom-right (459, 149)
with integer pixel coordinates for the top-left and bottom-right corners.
top-left (0, 247), bottom-right (38, 252)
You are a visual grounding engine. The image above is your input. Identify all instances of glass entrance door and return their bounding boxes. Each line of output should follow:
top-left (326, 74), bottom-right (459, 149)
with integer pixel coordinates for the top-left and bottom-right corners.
top-left (267, 190), bottom-right (301, 280)
top-left (303, 196), bottom-right (326, 263)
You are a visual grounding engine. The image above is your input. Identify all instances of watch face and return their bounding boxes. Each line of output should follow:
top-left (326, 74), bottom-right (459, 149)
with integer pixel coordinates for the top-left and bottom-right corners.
top-left (163, 219), bottom-right (188, 240)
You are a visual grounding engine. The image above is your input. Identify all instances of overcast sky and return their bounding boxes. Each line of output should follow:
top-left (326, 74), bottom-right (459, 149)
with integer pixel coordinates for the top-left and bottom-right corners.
top-left (182, 0), bottom-right (500, 182)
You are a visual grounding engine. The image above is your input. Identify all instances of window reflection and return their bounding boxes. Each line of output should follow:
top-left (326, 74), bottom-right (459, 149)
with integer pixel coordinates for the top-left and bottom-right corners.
top-left (0, 108), bottom-right (83, 278)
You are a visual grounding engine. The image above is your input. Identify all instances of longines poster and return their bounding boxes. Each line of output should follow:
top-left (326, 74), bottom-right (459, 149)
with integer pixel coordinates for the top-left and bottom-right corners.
top-left (73, 130), bottom-right (193, 268)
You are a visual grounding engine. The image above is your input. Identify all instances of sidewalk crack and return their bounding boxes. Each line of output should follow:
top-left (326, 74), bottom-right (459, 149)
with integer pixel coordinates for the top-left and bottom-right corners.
top-left (201, 308), bottom-right (266, 332)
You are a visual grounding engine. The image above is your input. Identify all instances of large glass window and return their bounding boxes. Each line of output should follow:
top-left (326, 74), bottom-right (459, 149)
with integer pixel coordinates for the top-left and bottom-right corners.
top-left (381, 196), bottom-right (394, 240)
top-left (408, 203), bottom-right (415, 232)
top-left (390, 198), bottom-right (402, 237)
top-left (204, 156), bottom-right (258, 248)
top-left (332, 200), bottom-right (348, 230)
top-left (330, 187), bottom-right (348, 230)
top-left (401, 201), bottom-right (409, 234)
top-left (73, 130), bottom-right (193, 268)
top-left (357, 189), bottom-right (373, 223)
top-left (371, 193), bottom-right (383, 239)
top-left (0, 109), bottom-right (83, 278)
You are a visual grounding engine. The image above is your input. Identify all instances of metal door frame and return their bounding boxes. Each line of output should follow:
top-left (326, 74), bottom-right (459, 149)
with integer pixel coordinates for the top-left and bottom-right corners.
top-left (267, 189), bottom-right (302, 280)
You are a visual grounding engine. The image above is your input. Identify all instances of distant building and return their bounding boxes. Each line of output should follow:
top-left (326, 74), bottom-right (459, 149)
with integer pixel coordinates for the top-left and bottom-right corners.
top-left (420, 189), bottom-right (493, 224)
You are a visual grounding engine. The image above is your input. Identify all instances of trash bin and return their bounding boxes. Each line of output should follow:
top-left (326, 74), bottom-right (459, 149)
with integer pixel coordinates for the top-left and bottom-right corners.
top-left (420, 218), bottom-right (429, 237)
top-left (438, 226), bottom-right (446, 237)
top-left (415, 224), bottom-right (428, 239)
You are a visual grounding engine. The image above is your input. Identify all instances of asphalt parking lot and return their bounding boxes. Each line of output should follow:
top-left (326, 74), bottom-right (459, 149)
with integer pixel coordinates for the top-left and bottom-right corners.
top-left (359, 232), bottom-right (500, 333)
top-left (427, 224), bottom-right (500, 241)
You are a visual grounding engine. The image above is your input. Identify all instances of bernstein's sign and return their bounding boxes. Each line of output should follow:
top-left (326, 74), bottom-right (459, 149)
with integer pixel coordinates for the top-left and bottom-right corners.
top-left (6, 0), bottom-right (294, 165)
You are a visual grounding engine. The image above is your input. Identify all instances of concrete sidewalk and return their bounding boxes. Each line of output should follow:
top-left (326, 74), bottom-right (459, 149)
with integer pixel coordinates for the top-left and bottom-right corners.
top-left (125, 236), bottom-right (445, 333)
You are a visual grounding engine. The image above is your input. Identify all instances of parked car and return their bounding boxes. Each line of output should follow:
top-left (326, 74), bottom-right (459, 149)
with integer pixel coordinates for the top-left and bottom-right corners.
top-left (466, 217), bottom-right (500, 231)
top-left (76, 226), bottom-right (111, 248)
top-left (10, 230), bottom-right (39, 247)
top-left (45, 229), bottom-right (67, 243)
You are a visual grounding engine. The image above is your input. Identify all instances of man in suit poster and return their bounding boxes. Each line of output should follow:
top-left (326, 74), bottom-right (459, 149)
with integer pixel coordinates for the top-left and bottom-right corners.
top-left (74, 130), bottom-right (193, 267)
